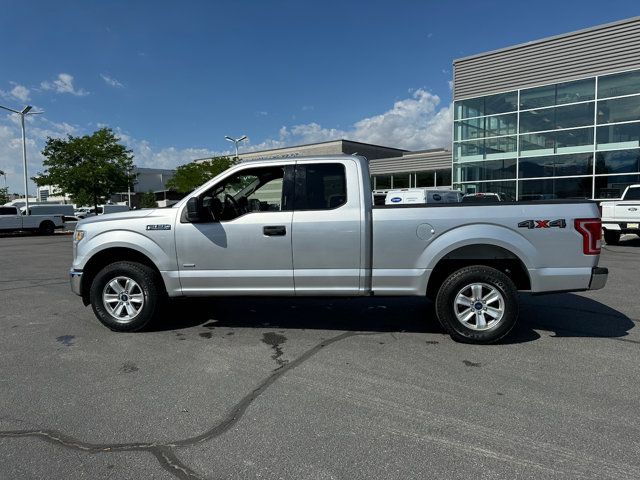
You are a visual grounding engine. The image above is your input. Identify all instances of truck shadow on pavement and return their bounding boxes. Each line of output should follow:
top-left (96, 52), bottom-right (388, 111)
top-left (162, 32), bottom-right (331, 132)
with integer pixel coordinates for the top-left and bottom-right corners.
top-left (154, 293), bottom-right (635, 345)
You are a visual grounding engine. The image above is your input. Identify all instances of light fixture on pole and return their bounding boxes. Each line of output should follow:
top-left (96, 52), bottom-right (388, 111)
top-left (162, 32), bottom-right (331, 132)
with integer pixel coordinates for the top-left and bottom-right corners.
top-left (0, 104), bottom-right (44, 215)
top-left (224, 135), bottom-right (247, 159)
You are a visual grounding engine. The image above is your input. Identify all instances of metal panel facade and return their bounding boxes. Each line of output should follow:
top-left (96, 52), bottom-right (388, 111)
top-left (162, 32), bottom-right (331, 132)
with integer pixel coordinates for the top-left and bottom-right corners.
top-left (369, 150), bottom-right (452, 174)
top-left (454, 17), bottom-right (640, 100)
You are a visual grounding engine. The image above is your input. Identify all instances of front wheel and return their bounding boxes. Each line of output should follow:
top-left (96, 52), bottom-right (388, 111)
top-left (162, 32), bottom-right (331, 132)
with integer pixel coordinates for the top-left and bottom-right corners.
top-left (435, 265), bottom-right (518, 344)
top-left (89, 261), bottom-right (163, 332)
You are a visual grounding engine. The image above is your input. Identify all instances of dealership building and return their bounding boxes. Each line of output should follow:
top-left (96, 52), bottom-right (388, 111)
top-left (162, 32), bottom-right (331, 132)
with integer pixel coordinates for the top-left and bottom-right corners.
top-left (452, 16), bottom-right (640, 200)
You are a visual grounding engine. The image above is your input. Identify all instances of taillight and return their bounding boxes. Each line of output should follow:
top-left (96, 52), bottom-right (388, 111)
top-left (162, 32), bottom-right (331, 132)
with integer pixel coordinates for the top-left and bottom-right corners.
top-left (574, 218), bottom-right (602, 255)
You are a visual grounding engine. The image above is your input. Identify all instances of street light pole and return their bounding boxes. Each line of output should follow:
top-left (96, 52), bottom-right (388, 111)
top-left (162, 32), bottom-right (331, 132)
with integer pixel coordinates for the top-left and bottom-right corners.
top-left (0, 104), bottom-right (43, 215)
top-left (224, 135), bottom-right (247, 159)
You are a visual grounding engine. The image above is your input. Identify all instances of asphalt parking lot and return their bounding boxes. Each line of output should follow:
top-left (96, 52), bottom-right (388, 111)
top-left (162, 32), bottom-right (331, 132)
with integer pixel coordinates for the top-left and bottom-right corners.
top-left (1, 234), bottom-right (639, 479)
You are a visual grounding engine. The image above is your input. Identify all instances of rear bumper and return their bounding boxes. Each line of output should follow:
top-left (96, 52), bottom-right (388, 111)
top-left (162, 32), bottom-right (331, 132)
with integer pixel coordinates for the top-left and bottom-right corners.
top-left (589, 267), bottom-right (608, 290)
top-left (70, 269), bottom-right (83, 296)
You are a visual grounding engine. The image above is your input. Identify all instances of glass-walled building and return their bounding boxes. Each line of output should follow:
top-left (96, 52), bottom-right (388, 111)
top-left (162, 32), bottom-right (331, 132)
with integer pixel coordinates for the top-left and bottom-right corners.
top-left (453, 70), bottom-right (640, 200)
top-left (452, 16), bottom-right (640, 200)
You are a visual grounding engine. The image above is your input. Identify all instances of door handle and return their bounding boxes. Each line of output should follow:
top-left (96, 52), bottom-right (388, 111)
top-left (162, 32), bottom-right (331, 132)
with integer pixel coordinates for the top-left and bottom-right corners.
top-left (263, 225), bottom-right (286, 236)
top-left (629, 207), bottom-right (638, 211)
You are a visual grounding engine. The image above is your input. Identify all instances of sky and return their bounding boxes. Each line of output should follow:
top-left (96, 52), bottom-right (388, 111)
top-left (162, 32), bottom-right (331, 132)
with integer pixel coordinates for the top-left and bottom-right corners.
top-left (0, 0), bottom-right (639, 193)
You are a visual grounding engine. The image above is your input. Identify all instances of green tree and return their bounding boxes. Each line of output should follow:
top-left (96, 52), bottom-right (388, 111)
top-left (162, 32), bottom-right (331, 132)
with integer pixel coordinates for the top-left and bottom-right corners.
top-left (139, 190), bottom-right (157, 208)
top-left (166, 156), bottom-right (236, 193)
top-left (0, 187), bottom-right (8, 205)
top-left (36, 128), bottom-right (135, 210)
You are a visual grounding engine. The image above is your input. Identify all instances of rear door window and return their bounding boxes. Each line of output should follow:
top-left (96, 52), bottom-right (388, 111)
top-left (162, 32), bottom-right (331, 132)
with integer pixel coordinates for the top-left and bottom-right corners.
top-left (294, 163), bottom-right (347, 210)
top-left (0, 207), bottom-right (17, 215)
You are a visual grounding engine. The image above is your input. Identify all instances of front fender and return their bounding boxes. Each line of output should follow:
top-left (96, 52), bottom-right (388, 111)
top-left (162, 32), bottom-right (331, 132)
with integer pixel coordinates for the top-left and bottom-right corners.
top-left (74, 229), bottom-right (177, 272)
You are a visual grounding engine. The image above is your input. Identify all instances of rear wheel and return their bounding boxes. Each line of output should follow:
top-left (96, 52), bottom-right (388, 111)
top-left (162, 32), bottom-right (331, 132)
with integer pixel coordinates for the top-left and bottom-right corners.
top-left (435, 265), bottom-right (518, 344)
top-left (39, 221), bottom-right (55, 235)
top-left (603, 230), bottom-right (620, 245)
top-left (89, 261), bottom-right (163, 332)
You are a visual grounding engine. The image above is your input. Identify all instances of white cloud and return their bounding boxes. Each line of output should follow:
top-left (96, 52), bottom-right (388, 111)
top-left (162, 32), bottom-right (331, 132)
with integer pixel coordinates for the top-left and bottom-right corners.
top-left (40, 73), bottom-right (88, 96)
top-left (100, 74), bottom-right (124, 88)
top-left (0, 83), bottom-right (31, 103)
top-left (10, 84), bottom-right (30, 102)
top-left (246, 88), bottom-right (452, 152)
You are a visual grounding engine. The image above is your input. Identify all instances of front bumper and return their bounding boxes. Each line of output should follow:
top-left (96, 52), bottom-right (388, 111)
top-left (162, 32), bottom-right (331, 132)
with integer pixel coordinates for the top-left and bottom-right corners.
top-left (589, 267), bottom-right (608, 290)
top-left (70, 269), bottom-right (83, 296)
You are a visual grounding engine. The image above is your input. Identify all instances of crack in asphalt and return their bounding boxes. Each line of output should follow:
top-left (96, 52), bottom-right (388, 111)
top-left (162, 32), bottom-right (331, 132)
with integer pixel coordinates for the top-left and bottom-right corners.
top-left (0, 331), bottom-right (362, 479)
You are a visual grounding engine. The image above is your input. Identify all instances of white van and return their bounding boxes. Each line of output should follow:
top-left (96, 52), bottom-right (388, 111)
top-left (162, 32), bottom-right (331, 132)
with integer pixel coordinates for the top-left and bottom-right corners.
top-left (384, 188), bottom-right (463, 205)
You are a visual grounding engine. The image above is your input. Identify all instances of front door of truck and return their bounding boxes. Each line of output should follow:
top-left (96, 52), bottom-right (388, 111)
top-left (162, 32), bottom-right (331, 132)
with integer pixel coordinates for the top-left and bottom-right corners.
top-left (175, 163), bottom-right (295, 294)
top-left (291, 161), bottom-right (362, 295)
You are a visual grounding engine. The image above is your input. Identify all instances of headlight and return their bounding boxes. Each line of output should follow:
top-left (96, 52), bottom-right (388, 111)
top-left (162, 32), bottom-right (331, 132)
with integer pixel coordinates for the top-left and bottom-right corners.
top-left (74, 229), bottom-right (86, 242)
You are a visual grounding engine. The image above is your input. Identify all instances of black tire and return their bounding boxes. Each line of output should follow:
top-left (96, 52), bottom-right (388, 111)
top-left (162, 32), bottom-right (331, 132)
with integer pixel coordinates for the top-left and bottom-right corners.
top-left (89, 261), bottom-right (164, 332)
top-left (39, 221), bottom-right (55, 235)
top-left (435, 265), bottom-right (518, 344)
top-left (603, 230), bottom-right (620, 245)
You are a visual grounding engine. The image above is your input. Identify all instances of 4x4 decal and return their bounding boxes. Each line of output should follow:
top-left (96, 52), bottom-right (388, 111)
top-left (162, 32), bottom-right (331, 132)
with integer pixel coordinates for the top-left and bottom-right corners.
top-left (518, 219), bottom-right (566, 229)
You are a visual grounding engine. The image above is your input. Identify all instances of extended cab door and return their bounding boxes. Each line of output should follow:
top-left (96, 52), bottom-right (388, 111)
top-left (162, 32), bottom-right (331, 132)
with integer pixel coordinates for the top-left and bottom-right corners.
top-left (175, 163), bottom-right (295, 294)
top-left (0, 207), bottom-right (22, 230)
top-left (291, 160), bottom-right (363, 295)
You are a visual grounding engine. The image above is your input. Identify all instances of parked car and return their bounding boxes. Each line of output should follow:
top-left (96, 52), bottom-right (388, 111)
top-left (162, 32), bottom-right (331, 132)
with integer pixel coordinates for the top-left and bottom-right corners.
top-left (0, 206), bottom-right (64, 234)
top-left (70, 155), bottom-right (607, 344)
top-left (75, 204), bottom-right (130, 219)
top-left (600, 184), bottom-right (640, 244)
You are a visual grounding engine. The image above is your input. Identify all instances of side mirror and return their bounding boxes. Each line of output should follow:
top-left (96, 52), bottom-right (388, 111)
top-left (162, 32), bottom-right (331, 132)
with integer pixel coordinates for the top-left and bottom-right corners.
top-left (186, 197), bottom-right (203, 223)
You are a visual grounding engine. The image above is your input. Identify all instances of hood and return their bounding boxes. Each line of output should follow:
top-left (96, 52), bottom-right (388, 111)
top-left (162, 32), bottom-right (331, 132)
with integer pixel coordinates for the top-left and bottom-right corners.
top-left (77, 209), bottom-right (169, 226)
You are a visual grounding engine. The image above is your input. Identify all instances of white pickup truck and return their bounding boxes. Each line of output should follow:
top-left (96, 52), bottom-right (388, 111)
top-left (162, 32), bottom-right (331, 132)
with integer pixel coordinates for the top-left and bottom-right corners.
top-left (601, 184), bottom-right (640, 244)
top-left (0, 205), bottom-right (64, 234)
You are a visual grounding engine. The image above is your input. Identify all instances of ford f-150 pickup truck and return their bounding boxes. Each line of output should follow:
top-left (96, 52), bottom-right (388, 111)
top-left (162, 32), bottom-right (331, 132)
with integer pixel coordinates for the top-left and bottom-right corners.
top-left (601, 184), bottom-right (640, 245)
top-left (0, 206), bottom-right (64, 234)
top-left (70, 155), bottom-right (608, 344)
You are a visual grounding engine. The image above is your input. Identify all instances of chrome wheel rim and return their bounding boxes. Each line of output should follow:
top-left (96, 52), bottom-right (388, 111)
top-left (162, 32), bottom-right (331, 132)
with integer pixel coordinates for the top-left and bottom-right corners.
top-left (454, 282), bottom-right (504, 331)
top-left (102, 276), bottom-right (145, 323)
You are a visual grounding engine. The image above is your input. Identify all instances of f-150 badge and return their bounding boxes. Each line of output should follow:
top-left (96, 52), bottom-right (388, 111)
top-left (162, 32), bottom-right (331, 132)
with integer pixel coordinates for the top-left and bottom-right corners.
top-left (146, 224), bottom-right (172, 231)
top-left (518, 219), bottom-right (566, 229)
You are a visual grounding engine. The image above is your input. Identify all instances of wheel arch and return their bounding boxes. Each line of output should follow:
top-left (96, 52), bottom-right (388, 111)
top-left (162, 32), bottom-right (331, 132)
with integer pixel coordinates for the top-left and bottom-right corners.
top-left (426, 243), bottom-right (531, 299)
top-left (80, 247), bottom-right (165, 305)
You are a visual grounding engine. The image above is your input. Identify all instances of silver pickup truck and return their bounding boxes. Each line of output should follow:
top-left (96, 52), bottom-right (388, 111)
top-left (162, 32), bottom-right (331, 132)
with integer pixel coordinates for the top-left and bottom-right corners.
top-left (70, 155), bottom-right (607, 344)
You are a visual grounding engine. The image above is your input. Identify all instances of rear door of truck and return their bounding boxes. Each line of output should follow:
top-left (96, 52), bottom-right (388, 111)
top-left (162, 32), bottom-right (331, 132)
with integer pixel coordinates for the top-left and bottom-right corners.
top-left (291, 159), bottom-right (362, 294)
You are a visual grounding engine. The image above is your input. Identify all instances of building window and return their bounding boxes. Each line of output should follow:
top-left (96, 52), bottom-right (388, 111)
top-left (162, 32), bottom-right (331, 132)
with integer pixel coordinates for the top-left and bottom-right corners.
top-left (596, 95), bottom-right (640, 124)
top-left (415, 171), bottom-right (435, 187)
top-left (457, 159), bottom-right (516, 182)
top-left (518, 177), bottom-right (592, 200)
top-left (374, 175), bottom-right (391, 190)
top-left (594, 174), bottom-right (640, 199)
top-left (520, 78), bottom-right (595, 109)
top-left (595, 149), bottom-right (640, 174)
top-left (519, 153), bottom-right (593, 178)
top-left (456, 181), bottom-right (516, 201)
top-left (392, 174), bottom-right (410, 189)
top-left (597, 122), bottom-right (640, 150)
top-left (435, 169), bottom-right (452, 187)
top-left (598, 70), bottom-right (640, 99)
